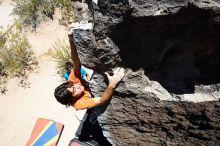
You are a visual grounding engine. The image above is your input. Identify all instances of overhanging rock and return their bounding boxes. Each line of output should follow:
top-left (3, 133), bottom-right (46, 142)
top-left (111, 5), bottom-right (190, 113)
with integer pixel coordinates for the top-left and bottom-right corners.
top-left (72, 0), bottom-right (220, 145)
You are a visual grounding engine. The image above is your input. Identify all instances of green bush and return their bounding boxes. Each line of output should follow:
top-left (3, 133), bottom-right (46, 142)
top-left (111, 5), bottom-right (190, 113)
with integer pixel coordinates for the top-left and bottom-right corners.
top-left (12, 0), bottom-right (52, 30)
top-left (12, 0), bottom-right (75, 29)
top-left (54, 0), bottom-right (75, 26)
top-left (0, 22), bottom-right (38, 93)
top-left (48, 39), bottom-right (71, 76)
top-left (0, 27), bottom-right (5, 76)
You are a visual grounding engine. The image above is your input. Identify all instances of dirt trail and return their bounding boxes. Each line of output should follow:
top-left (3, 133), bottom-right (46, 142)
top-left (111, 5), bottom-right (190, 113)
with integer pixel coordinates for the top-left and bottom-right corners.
top-left (0, 3), bottom-right (85, 146)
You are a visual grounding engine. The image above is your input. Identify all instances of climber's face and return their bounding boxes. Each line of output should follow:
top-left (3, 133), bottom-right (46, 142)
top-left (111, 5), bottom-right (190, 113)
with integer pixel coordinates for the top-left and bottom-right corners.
top-left (67, 83), bottom-right (84, 98)
top-left (68, 67), bottom-right (73, 72)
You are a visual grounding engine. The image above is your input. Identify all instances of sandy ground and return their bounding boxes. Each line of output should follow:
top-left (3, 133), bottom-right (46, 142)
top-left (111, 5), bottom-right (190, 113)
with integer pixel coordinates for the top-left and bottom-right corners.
top-left (0, 1), bottom-right (85, 146)
top-left (0, 0), bottom-right (13, 30)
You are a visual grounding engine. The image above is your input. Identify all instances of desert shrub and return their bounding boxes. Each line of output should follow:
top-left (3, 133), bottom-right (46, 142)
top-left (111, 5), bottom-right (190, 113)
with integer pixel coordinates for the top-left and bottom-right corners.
top-left (0, 27), bottom-right (6, 76)
top-left (12, 0), bottom-right (53, 30)
top-left (12, 0), bottom-right (75, 29)
top-left (48, 39), bottom-right (71, 75)
top-left (0, 22), bottom-right (38, 93)
top-left (54, 0), bottom-right (75, 26)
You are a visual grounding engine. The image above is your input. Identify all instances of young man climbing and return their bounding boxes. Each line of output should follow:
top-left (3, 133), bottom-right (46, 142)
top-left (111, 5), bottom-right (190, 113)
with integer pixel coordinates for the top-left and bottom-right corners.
top-left (54, 28), bottom-right (124, 110)
top-left (55, 27), bottom-right (124, 145)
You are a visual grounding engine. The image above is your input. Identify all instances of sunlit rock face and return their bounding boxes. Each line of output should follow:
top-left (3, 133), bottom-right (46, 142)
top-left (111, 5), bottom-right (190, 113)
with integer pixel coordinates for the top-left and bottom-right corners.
top-left (73, 0), bottom-right (220, 145)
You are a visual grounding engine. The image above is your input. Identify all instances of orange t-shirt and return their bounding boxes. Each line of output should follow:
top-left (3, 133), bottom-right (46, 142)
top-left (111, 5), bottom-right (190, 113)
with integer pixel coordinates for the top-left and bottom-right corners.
top-left (68, 69), bottom-right (95, 110)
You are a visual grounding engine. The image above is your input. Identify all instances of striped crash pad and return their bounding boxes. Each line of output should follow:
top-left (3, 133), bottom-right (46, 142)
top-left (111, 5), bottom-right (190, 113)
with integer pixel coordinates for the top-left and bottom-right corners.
top-left (26, 118), bottom-right (64, 146)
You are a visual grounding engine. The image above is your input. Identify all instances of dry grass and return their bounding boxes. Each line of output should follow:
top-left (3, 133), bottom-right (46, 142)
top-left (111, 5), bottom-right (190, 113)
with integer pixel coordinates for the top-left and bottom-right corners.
top-left (47, 39), bottom-right (71, 76)
top-left (12, 0), bottom-right (75, 30)
top-left (0, 22), bottom-right (38, 93)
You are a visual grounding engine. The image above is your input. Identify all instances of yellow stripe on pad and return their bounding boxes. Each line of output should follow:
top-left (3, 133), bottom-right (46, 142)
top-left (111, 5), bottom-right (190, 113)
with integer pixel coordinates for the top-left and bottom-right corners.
top-left (30, 121), bottom-right (54, 146)
top-left (43, 134), bottom-right (59, 146)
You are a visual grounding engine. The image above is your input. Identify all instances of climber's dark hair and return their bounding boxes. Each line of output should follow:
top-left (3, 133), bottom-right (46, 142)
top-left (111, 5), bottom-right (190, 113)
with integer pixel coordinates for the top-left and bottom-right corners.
top-left (54, 82), bottom-right (73, 106)
top-left (65, 62), bottom-right (74, 70)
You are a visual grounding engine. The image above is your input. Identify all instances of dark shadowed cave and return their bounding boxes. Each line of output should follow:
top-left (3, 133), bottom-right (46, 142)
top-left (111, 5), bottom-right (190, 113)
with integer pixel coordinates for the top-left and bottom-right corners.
top-left (109, 4), bottom-right (220, 94)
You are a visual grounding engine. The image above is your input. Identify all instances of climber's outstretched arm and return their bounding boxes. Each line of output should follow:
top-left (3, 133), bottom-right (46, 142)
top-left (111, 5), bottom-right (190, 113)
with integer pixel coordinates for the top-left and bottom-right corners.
top-left (68, 29), bottom-right (81, 72)
top-left (94, 67), bottom-right (125, 106)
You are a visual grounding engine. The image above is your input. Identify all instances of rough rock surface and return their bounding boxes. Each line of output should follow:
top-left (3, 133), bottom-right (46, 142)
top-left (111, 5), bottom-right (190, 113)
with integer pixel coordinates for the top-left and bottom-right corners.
top-left (72, 0), bottom-right (220, 145)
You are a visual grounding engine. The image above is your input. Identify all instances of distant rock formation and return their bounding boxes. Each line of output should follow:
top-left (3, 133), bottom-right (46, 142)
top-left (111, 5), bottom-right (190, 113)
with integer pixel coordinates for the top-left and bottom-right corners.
top-left (72, 0), bottom-right (220, 145)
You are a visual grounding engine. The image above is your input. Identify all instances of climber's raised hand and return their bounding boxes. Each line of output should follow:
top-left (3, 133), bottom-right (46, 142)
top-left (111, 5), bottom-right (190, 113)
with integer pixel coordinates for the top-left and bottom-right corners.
top-left (105, 67), bottom-right (125, 88)
top-left (68, 27), bottom-right (74, 38)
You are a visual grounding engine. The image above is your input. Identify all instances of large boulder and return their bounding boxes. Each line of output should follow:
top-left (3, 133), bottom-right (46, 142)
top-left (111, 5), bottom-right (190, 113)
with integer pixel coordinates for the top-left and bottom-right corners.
top-left (72, 0), bottom-right (220, 145)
